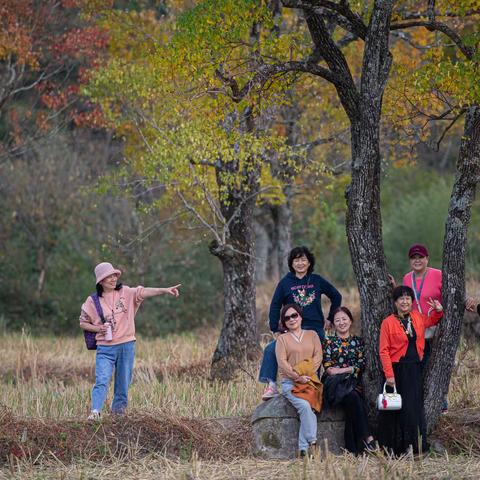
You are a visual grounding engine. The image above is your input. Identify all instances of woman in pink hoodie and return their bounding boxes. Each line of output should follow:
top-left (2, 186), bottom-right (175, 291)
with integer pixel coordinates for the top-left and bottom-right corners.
top-left (79, 262), bottom-right (181, 420)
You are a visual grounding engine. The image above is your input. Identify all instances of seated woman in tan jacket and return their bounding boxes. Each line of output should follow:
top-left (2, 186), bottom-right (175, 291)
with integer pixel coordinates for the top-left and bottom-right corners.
top-left (275, 303), bottom-right (322, 457)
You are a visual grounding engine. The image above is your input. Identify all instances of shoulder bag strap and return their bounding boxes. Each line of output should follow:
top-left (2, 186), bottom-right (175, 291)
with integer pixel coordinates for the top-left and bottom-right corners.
top-left (90, 293), bottom-right (106, 323)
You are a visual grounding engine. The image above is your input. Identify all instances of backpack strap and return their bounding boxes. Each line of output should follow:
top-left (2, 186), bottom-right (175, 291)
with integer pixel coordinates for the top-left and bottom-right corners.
top-left (90, 293), bottom-right (106, 324)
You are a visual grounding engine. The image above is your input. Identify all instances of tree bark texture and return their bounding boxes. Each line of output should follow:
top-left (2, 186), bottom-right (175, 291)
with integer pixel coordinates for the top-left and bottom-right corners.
top-left (209, 108), bottom-right (262, 381)
top-left (346, 120), bottom-right (393, 413)
top-left (424, 106), bottom-right (480, 431)
top-left (209, 185), bottom-right (262, 380)
top-left (282, 1), bottom-right (478, 422)
top-left (345, 1), bottom-right (396, 412)
top-left (288, 1), bottom-right (395, 412)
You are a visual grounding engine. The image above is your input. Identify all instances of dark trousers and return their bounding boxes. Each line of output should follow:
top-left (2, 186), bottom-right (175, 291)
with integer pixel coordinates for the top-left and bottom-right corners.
top-left (341, 389), bottom-right (370, 454)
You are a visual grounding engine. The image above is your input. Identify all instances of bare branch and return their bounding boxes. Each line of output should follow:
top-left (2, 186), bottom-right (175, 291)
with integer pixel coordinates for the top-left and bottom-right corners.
top-left (293, 127), bottom-right (350, 151)
top-left (124, 212), bottom-right (186, 247)
top-left (131, 115), bottom-right (156, 157)
top-left (176, 190), bottom-right (223, 244)
top-left (187, 163), bottom-right (226, 228)
top-left (390, 31), bottom-right (435, 51)
top-left (132, 108), bottom-right (176, 146)
top-left (432, 109), bottom-right (465, 151)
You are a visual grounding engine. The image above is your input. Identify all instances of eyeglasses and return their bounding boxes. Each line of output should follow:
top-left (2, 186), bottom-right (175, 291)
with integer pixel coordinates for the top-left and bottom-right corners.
top-left (284, 312), bottom-right (300, 321)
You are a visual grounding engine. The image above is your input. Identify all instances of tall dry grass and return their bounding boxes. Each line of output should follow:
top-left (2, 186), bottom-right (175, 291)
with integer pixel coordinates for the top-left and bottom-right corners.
top-left (1, 327), bottom-right (480, 479)
top-left (2, 449), bottom-right (480, 479)
top-left (0, 330), bottom-right (263, 419)
top-left (2, 328), bottom-right (480, 418)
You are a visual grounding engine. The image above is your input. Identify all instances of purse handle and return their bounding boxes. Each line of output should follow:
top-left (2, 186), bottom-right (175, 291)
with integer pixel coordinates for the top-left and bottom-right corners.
top-left (383, 382), bottom-right (398, 395)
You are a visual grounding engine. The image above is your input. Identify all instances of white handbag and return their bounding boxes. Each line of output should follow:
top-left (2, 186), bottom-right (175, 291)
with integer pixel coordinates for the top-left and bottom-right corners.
top-left (377, 382), bottom-right (402, 411)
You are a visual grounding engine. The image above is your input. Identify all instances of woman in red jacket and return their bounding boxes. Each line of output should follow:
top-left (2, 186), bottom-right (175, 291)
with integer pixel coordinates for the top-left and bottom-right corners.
top-left (378, 285), bottom-right (443, 455)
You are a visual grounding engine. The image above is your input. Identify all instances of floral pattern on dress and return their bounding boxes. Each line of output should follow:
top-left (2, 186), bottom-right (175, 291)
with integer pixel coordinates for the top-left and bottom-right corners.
top-left (322, 335), bottom-right (365, 377)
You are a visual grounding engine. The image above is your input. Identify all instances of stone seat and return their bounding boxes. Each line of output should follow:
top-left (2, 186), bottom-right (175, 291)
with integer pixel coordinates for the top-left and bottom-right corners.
top-left (251, 394), bottom-right (345, 459)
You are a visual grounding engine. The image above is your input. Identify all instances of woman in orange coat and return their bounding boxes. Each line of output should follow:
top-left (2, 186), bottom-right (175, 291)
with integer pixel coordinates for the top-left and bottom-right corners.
top-left (378, 285), bottom-right (443, 455)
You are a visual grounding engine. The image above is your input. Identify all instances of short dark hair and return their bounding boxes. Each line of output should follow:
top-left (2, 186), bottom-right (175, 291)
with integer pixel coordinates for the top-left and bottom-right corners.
top-left (332, 306), bottom-right (354, 324)
top-left (279, 303), bottom-right (303, 332)
top-left (96, 282), bottom-right (122, 297)
top-left (288, 246), bottom-right (315, 275)
top-left (392, 285), bottom-right (414, 303)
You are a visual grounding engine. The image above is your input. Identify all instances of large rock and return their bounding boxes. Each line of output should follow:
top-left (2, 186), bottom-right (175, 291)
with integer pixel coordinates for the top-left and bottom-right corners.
top-left (251, 395), bottom-right (345, 459)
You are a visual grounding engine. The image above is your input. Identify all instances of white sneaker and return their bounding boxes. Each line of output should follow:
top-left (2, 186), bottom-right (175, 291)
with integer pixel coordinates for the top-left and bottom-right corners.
top-left (87, 410), bottom-right (100, 421)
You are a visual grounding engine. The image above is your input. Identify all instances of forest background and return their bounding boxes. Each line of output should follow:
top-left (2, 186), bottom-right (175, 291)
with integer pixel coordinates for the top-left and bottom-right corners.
top-left (1, 0), bottom-right (480, 340)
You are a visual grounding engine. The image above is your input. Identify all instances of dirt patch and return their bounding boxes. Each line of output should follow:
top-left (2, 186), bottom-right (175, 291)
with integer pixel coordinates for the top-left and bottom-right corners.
top-left (0, 405), bottom-right (252, 465)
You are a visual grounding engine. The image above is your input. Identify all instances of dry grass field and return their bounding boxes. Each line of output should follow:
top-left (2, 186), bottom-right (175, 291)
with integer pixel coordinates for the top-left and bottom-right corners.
top-left (1, 324), bottom-right (480, 479)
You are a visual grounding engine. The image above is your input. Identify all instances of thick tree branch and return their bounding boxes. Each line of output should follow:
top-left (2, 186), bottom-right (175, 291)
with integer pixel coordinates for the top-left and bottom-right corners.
top-left (282, 0), bottom-right (368, 39)
top-left (390, 20), bottom-right (474, 59)
top-left (215, 69), bottom-right (240, 98)
top-left (360, 0), bottom-right (394, 105)
top-left (398, 8), bottom-right (480, 20)
top-left (226, 61), bottom-right (343, 101)
top-left (303, 11), bottom-right (360, 118)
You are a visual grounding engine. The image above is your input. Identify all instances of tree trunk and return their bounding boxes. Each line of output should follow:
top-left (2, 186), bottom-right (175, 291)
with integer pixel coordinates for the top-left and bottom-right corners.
top-left (424, 105), bottom-right (480, 431)
top-left (209, 191), bottom-right (262, 380)
top-left (271, 183), bottom-right (293, 277)
top-left (344, 1), bottom-right (395, 413)
top-left (253, 211), bottom-right (274, 284)
top-left (346, 119), bottom-right (393, 413)
top-left (254, 202), bottom-right (283, 283)
top-left (209, 105), bottom-right (262, 380)
top-left (253, 182), bottom-right (293, 284)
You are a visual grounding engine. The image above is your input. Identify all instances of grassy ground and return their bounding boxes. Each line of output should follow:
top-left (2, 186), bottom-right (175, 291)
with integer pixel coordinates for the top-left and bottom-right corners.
top-left (1, 329), bottom-right (480, 479)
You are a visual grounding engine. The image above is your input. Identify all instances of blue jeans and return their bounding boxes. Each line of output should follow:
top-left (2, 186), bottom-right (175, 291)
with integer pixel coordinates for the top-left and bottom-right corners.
top-left (282, 379), bottom-right (317, 450)
top-left (258, 328), bottom-right (324, 383)
top-left (92, 341), bottom-right (136, 413)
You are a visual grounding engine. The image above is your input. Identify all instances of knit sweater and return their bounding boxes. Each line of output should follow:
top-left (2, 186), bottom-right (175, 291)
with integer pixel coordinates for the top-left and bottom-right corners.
top-left (275, 330), bottom-right (323, 381)
top-left (379, 309), bottom-right (443, 379)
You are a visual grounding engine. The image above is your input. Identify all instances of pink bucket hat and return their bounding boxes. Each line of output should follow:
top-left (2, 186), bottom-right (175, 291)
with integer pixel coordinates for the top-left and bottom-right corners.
top-left (94, 262), bottom-right (122, 284)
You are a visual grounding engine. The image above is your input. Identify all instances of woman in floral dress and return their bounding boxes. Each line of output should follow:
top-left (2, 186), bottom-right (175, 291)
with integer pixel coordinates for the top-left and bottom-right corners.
top-left (323, 306), bottom-right (375, 453)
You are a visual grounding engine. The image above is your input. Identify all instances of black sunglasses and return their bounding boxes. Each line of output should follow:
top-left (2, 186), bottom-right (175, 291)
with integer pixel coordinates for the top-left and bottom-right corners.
top-left (284, 312), bottom-right (300, 321)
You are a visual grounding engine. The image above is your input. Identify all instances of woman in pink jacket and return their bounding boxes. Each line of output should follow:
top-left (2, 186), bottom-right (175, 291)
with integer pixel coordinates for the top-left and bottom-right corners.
top-left (79, 262), bottom-right (181, 420)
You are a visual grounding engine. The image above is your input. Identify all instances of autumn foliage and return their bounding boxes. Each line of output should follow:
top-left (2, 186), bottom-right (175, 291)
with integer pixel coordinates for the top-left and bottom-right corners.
top-left (0, 0), bottom-right (111, 146)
